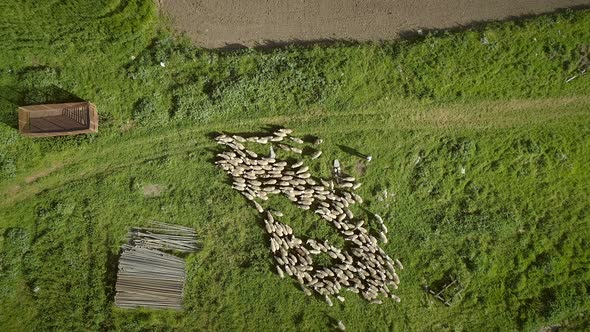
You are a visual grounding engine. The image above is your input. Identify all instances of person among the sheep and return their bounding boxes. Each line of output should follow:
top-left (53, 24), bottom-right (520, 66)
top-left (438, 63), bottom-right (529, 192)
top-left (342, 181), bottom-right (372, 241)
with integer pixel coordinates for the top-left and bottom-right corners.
top-left (269, 145), bottom-right (276, 159)
top-left (333, 159), bottom-right (341, 178)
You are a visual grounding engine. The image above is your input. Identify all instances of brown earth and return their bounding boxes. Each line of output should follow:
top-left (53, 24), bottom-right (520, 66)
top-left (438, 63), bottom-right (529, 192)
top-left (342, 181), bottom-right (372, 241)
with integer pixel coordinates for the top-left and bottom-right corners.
top-left (143, 184), bottom-right (167, 197)
top-left (24, 162), bottom-right (63, 184)
top-left (158, 0), bottom-right (590, 49)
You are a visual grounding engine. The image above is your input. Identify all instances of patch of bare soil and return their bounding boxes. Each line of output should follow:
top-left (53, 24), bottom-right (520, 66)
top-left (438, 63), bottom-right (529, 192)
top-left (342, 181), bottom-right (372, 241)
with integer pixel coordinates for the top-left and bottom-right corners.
top-left (25, 163), bottom-right (63, 184)
top-left (159, 0), bottom-right (590, 48)
top-left (354, 160), bottom-right (367, 177)
top-left (143, 184), bottom-right (167, 198)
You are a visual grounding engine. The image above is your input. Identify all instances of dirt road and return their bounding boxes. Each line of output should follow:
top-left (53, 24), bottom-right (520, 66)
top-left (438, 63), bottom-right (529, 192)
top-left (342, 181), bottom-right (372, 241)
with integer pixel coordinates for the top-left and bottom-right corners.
top-left (159, 0), bottom-right (590, 48)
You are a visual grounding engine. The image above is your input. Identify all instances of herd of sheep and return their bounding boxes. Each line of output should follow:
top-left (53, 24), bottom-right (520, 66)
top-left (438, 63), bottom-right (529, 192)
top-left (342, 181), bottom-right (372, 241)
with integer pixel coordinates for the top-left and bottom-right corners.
top-left (214, 128), bottom-right (402, 306)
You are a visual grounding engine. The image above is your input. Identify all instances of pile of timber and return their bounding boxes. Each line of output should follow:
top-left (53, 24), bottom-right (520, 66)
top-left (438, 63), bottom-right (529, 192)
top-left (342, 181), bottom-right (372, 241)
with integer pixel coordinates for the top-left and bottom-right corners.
top-left (128, 221), bottom-right (200, 253)
top-left (114, 222), bottom-right (199, 310)
top-left (214, 128), bottom-right (402, 306)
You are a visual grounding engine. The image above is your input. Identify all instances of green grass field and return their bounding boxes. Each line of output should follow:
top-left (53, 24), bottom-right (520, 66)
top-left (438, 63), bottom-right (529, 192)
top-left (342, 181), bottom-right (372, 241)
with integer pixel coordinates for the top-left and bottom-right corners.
top-left (1, 1), bottom-right (590, 331)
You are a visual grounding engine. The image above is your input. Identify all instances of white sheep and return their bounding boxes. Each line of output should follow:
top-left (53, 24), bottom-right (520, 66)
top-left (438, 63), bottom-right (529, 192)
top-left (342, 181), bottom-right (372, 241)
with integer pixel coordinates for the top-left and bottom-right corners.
top-left (379, 232), bottom-right (388, 244)
top-left (394, 259), bottom-right (404, 270)
top-left (324, 295), bottom-right (333, 307)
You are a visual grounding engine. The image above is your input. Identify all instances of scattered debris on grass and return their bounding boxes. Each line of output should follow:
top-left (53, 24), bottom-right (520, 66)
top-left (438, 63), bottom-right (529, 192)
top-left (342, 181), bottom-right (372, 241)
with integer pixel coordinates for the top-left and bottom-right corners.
top-left (566, 45), bottom-right (589, 82)
top-left (424, 275), bottom-right (464, 307)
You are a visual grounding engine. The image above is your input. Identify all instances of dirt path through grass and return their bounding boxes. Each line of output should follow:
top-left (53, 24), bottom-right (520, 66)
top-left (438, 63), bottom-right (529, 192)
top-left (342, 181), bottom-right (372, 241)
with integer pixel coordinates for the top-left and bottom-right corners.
top-left (159, 0), bottom-right (590, 48)
top-left (2, 95), bottom-right (588, 209)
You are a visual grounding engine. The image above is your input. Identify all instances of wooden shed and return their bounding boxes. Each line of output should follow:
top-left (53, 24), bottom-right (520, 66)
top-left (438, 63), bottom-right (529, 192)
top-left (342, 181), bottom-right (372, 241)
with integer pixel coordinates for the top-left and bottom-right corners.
top-left (18, 102), bottom-right (98, 137)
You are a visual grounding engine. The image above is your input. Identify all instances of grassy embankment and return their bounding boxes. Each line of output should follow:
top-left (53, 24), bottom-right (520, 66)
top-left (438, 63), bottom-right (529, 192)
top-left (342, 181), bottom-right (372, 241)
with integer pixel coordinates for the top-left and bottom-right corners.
top-left (1, 1), bottom-right (589, 330)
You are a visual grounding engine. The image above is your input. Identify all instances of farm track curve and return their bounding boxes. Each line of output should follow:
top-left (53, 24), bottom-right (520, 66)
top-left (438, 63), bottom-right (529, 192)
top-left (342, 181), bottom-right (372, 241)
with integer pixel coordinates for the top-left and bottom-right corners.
top-left (1, 95), bottom-right (588, 209)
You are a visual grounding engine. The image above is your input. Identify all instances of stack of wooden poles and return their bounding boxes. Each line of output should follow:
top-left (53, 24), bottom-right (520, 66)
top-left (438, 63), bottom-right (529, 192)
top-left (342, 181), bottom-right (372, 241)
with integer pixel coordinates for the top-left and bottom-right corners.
top-left (128, 221), bottom-right (200, 253)
top-left (114, 221), bottom-right (199, 310)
